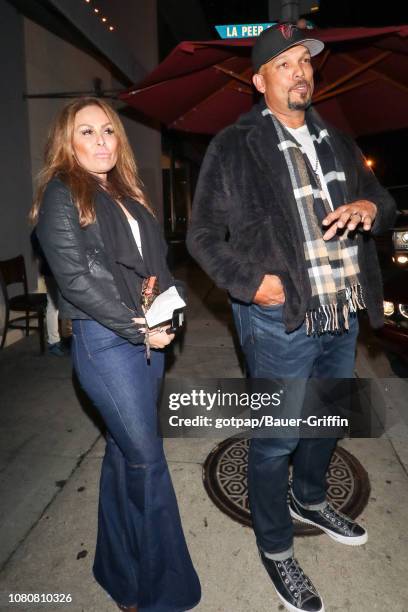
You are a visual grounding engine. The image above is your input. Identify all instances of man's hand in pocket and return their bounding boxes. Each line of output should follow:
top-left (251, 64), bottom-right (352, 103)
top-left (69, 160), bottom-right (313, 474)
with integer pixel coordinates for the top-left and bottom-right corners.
top-left (253, 275), bottom-right (285, 306)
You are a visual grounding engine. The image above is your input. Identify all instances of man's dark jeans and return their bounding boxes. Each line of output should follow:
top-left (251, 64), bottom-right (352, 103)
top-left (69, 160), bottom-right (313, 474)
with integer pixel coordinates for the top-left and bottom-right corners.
top-left (231, 302), bottom-right (358, 557)
top-left (72, 320), bottom-right (201, 611)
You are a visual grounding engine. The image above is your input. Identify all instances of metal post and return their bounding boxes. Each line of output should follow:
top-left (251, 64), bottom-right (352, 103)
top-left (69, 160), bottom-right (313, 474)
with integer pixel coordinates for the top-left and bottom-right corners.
top-left (268, 0), bottom-right (300, 22)
top-left (169, 142), bottom-right (176, 235)
top-left (281, 0), bottom-right (300, 22)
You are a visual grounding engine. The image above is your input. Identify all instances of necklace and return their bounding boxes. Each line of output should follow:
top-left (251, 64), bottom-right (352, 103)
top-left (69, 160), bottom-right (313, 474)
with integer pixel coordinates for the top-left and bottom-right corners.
top-left (310, 143), bottom-right (320, 174)
top-left (312, 152), bottom-right (319, 174)
top-left (287, 125), bottom-right (320, 174)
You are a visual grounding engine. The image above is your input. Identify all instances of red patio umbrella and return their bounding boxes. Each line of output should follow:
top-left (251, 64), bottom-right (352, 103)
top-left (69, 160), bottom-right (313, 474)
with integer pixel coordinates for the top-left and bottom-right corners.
top-left (120, 25), bottom-right (408, 137)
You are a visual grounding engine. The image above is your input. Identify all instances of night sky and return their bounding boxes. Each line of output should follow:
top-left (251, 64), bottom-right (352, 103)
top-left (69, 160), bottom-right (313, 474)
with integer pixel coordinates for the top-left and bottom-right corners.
top-left (200, 0), bottom-right (408, 28)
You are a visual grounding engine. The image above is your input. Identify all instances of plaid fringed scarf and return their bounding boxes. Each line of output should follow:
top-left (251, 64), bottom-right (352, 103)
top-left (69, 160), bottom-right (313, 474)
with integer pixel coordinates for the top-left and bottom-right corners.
top-left (262, 106), bottom-right (366, 335)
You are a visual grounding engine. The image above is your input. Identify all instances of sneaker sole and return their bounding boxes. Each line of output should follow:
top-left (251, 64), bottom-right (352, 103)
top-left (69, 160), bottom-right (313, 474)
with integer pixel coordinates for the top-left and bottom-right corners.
top-left (275, 588), bottom-right (325, 612)
top-left (289, 507), bottom-right (368, 546)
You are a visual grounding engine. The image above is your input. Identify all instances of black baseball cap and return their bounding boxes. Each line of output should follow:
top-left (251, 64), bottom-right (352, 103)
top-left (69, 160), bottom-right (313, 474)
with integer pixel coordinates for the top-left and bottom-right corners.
top-left (252, 23), bottom-right (324, 73)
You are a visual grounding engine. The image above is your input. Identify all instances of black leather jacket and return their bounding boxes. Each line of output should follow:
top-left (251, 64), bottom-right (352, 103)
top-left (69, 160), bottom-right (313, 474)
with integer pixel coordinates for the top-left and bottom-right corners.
top-left (36, 178), bottom-right (145, 344)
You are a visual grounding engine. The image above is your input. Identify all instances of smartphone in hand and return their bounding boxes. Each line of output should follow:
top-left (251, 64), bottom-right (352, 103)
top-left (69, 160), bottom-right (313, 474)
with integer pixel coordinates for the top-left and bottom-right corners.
top-left (166, 309), bottom-right (184, 334)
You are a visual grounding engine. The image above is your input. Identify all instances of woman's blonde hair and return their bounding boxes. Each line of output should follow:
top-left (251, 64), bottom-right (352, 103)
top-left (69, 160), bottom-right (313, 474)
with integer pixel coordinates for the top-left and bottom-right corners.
top-left (30, 97), bottom-right (150, 226)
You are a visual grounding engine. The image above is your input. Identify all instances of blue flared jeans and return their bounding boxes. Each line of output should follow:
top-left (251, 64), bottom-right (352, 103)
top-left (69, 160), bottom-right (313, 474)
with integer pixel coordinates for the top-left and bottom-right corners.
top-left (231, 302), bottom-right (358, 556)
top-left (72, 319), bottom-right (201, 611)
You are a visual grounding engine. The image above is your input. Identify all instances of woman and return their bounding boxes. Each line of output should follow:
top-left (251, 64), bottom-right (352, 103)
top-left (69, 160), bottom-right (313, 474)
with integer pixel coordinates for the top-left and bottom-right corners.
top-left (30, 98), bottom-right (201, 612)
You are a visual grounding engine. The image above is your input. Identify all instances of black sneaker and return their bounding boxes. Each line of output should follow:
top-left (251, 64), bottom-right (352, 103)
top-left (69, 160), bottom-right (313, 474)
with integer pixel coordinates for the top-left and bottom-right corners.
top-left (259, 551), bottom-right (324, 612)
top-left (47, 341), bottom-right (65, 357)
top-left (289, 490), bottom-right (367, 546)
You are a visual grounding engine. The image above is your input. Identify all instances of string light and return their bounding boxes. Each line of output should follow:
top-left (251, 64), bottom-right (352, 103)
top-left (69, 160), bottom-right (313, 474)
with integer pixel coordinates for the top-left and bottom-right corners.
top-left (84, 0), bottom-right (116, 33)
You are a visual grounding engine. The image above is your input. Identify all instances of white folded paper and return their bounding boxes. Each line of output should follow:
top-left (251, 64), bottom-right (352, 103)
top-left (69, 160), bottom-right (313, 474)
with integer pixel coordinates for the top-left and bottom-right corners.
top-left (144, 285), bottom-right (186, 328)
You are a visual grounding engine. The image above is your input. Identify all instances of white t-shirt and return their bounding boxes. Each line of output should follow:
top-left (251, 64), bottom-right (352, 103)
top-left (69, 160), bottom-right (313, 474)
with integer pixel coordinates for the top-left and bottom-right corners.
top-left (127, 217), bottom-right (143, 258)
top-left (286, 124), bottom-right (334, 211)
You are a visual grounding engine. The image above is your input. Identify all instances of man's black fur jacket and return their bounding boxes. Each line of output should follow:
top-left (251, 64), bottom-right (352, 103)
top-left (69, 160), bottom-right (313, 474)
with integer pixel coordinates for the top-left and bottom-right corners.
top-left (187, 102), bottom-right (396, 333)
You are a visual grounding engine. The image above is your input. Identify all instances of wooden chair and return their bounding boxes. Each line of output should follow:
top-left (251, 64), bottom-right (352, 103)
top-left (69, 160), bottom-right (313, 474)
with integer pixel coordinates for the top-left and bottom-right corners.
top-left (0, 255), bottom-right (47, 353)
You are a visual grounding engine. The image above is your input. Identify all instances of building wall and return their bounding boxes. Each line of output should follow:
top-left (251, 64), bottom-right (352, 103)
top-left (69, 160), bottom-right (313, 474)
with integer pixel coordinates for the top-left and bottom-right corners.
top-left (0, 0), bottom-right (162, 283)
top-left (0, 1), bottom-right (33, 274)
top-left (24, 0), bottom-right (162, 220)
top-left (0, 0), bottom-right (162, 345)
top-left (24, 18), bottom-right (115, 187)
top-left (111, 0), bottom-right (163, 220)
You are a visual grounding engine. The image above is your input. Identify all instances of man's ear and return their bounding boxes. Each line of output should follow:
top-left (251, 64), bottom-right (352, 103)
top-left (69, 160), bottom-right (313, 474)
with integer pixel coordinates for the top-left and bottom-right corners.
top-left (252, 72), bottom-right (265, 94)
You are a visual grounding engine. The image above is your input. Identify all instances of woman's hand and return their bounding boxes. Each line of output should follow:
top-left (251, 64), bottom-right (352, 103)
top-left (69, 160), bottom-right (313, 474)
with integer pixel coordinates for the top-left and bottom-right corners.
top-left (133, 318), bottom-right (175, 349)
top-left (147, 325), bottom-right (175, 349)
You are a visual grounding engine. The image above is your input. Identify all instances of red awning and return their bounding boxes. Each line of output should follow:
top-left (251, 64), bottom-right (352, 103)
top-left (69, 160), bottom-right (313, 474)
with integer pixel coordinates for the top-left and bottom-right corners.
top-left (121, 25), bottom-right (408, 137)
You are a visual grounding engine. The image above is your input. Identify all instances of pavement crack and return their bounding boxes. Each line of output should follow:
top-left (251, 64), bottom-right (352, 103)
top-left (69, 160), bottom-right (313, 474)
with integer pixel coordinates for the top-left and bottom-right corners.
top-left (0, 433), bottom-right (103, 574)
top-left (386, 437), bottom-right (408, 479)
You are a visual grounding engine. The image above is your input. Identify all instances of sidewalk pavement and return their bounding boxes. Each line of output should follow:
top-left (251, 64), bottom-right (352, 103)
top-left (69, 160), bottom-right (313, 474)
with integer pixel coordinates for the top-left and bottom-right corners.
top-left (0, 261), bottom-right (407, 612)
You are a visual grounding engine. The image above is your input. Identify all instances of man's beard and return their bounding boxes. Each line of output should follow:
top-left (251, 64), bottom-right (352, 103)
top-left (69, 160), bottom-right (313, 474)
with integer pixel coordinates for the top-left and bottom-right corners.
top-left (287, 95), bottom-right (312, 111)
top-left (287, 82), bottom-right (312, 110)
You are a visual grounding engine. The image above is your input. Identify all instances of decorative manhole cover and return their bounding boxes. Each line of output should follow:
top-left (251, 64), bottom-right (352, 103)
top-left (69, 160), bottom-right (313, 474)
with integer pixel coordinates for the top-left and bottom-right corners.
top-left (203, 437), bottom-right (370, 536)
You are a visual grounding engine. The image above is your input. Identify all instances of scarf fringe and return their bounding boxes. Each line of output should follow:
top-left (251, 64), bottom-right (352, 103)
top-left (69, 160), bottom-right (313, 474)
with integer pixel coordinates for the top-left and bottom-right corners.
top-left (306, 283), bottom-right (366, 335)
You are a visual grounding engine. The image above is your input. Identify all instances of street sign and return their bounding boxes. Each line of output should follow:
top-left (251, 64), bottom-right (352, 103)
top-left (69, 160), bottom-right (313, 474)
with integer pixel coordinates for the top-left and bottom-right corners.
top-left (215, 23), bottom-right (276, 39)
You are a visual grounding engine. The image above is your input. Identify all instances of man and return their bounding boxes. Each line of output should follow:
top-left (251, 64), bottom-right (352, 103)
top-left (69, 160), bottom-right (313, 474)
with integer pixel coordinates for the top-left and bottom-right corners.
top-left (187, 24), bottom-right (396, 612)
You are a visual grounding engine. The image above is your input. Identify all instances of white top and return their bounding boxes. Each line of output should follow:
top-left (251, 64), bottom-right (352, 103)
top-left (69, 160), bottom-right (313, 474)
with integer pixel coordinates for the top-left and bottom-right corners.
top-left (286, 124), bottom-right (334, 211)
top-left (127, 217), bottom-right (143, 258)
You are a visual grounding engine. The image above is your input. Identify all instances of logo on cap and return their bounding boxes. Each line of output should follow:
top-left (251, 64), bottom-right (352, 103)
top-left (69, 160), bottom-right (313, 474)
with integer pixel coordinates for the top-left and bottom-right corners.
top-left (277, 23), bottom-right (296, 40)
